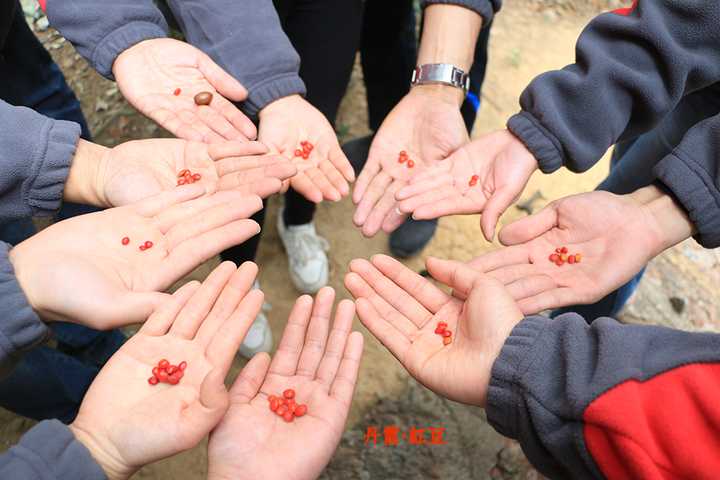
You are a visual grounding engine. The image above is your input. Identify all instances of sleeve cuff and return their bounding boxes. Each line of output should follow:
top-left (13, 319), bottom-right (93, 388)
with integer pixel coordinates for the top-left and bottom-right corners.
top-left (421, 0), bottom-right (500, 25)
top-left (28, 118), bottom-right (80, 217)
top-left (92, 22), bottom-right (168, 79)
top-left (243, 74), bottom-right (307, 117)
top-left (15, 420), bottom-right (107, 480)
top-left (486, 315), bottom-right (550, 440)
top-left (0, 243), bottom-right (48, 376)
top-left (507, 111), bottom-right (565, 174)
top-left (653, 151), bottom-right (720, 249)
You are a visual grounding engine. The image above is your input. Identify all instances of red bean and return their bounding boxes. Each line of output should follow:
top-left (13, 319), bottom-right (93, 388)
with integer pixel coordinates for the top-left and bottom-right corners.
top-left (270, 397), bottom-right (280, 412)
top-left (549, 253), bottom-right (560, 262)
top-left (144, 241), bottom-right (154, 249)
top-left (139, 245), bottom-right (146, 251)
top-left (173, 88), bottom-right (181, 96)
top-left (158, 359), bottom-right (170, 369)
top-left (157, 370), bottom-right (169, 382)
top-left (575, 253), bottom-right (582, 263)
top-left (560, 246), bottom-right (568, 254)
top-left (121, 236), bottom-right (130, 245)
top-left (407, 159), bottom-right (415, 168)
top-left (294, 149), bottom-right (303, 157)
top-left (277, 404), bottom-right (288, 416)
top-left (469, 175), bottom-right (479, 187)
top-left (178, 169), bottom-right (190, 178)
top-left (283, 389), bottom-right (295, 399)
top-left (302, 153), bottom-right (309, 160)
top-left (442, 330), bottom-right (452, 338)
top-left (177, 178), bottom-right (187, 186)
top-left (178, 361), bottom-right (187, 371)
top-left (443, 336), bottom-right (452, 346)
top-left (294, 404), bottom-right (308, 417)
top-left (568, 255), bottom-right (576, 264)
top-left (152, 366), bottom-right (160, 377)
top-left (192, 173), bottom-right (201, 181)
top-left (283, 411), bottom-right (294, 422)
top-left (167, 365), bottom-right (177, 375)
top-left (167, 374), bottom-right (180, 385)
top-left (148, 376), bottom-right (159, 385)
top-left (555, 248), bottom-right (562, 254)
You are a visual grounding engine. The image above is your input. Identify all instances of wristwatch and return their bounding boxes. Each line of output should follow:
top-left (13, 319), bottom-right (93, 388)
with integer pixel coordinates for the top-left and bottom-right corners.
top-left (411, 64), bottom-right (470, 93)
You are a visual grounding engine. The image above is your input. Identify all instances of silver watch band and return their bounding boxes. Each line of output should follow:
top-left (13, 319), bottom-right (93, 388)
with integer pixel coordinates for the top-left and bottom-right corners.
top-left (411, 63), bottom-right (470, 93)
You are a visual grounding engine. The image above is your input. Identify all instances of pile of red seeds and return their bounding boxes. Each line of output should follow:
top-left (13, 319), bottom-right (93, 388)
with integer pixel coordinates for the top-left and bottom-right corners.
top-left (468, 174), bottom-right (479, 187)
top-left (268, 388), bottom-right (308, 423)
top-left (434, 321), bottom-right (452, 346)
top-left (398, 150), bottom-right (415, 168)
top-left (177, 169), bottom-right (202, 186)
top-left (548, 246), bottom-right (582, 266)
top-left (294, 141), bottom-right (314, 160)
top-left (120, 237), bottom-right (154, 252)
top-left (148, 359), bottom-right (187, 385)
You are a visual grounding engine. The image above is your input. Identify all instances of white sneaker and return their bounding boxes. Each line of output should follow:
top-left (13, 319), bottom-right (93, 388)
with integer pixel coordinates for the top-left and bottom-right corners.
top-left (238, 282), bottom-right (273, 359)
top-left (277, 208), bottom-right (330, 294)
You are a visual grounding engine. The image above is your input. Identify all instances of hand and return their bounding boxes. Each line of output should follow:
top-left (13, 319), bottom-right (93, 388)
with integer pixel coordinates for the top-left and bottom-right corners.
top-left (97, 139), bottom-right (296, 206)
top-left (208, 287), bottom-right (364, 480)
top-left (353, 85), bottom-right (468, 237)
top-left (258, 95), bottom-right (355, 203)
top-left (466, 188), bottom-right (692, 314)
top-left (396, 129), bottom-right (538, 241)
top-left (345, 255), bottom-right (522, 406)
top-left (9, 186), bottom-right (263, 329)
top-left (113, 38), bottom-right (257, 143)
top-left (70, 261), bottom-right (265, 480)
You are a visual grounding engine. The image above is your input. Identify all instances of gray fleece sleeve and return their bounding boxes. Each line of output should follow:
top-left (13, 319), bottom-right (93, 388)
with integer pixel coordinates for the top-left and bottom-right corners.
top-left (0, 100), bottom-right (80, 222)
top-left (653, 113), bottom-right (720, 249)
top-left (166, 0), bottom-right (305, 117)
top-left (0, 420), bottom-right (106, 479)
top-left (507, 1), bottom-right (720, 173)
top-left (422, 0), bottom-right (501, 25)
top-left (487, 314), bottom-right (720, 478)
top-left (44, 0), bottom-right (168, 79)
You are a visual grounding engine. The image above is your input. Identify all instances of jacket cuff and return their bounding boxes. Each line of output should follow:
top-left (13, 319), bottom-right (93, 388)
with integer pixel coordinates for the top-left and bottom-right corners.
top-left (244, 74), bottom-right (307, 117)
top-left (486, 315), bottom-right (550, 440)
top-left (654, 151), bottom-right (720, 249)
top-left (15, 420), bottom-right (107, 480)
top-left (0, 243), bottom-right (48, 376)
top-left (421, 0), bottom-right (500, 25)
top-left (28, 119), bottom-right (80, 217)
top-left (92, 22), bottom-right (167, 79)
top-left (507, 111), bottom-right (565, 174)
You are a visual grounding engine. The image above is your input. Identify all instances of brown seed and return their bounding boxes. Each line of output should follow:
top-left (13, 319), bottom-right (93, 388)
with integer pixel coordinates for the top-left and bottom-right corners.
top-left (194, 92), bottom-right (213, 106)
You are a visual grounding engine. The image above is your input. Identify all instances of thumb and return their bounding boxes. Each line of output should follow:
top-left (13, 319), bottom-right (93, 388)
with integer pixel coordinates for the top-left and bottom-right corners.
top-left (498, 202), bottom-right (558, 246)
top-left (197, 51), bottom-right (248, 102)
top-left (426, 257), bottom-right (483, 298)
top-left (182, 368), bottom-right (230, 428)
top-left (228, 352), bottom-right (271, 404)
top-left (480, 187), bottom-right (520, 243)
top-left (110, 291), bottom-right (172, 328)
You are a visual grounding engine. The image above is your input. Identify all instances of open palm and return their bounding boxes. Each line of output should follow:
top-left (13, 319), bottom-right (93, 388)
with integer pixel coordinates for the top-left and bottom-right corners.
top-left (113, 38), bottom-right (256, 143)
top-left (101, 139), bottom-right (296, 206)
top-left (396, 129), bottom-right (538, 241)
top-left (208, 288), bottom-right (364, 480)
top-left (345, 255), bottom-right (522, 406)
top-left (467, 191), bottom-right (664, 314)
top-left (258, 95), bottom-right (355, 204)
top-left (9, 187), bottom-right (262, 329)
top-left (353, 88), bottom-right (468, 237)
top-left (70, 262), bottom-right (264, 480)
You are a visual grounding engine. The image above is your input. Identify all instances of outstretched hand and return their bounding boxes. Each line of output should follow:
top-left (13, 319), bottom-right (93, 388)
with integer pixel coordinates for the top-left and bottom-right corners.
top-left (208, 287), bottom-right (364, 480)
top-left (10, 187), bottom-right (262, 329)
top-left (70, 262), bottom-right (265, 480)
top-left (345, 254), bottom-right (522, 406)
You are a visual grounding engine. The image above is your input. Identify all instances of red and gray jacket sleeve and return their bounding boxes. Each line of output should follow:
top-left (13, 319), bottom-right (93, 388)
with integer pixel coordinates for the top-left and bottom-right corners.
top-left (164, 0), bottom-right (305, 117)
top-left (0, 420), bottom-right (106, 479)
top-left (43, 0), bottom-right (168, 79)
top-left (508, 1), bottom-right (720, 173)
top-left (487, 314), bottom-right (720, 478)
top-left (421, 0), bottom-right (501, 25)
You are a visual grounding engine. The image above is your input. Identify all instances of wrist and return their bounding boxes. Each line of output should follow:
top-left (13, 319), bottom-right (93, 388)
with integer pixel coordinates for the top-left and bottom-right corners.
top-left (65, 140), bottom-right (111, 208)
top-left (418, 5), bottom-right (482, 71)
top-left (69, 423), bottom-right (132, 480)
top-left (409, 83), bottom-right (465, 108)
top-left (258, 94), bottom-right (304, 121)
top-left (633, 186), bottom-right (694, 256)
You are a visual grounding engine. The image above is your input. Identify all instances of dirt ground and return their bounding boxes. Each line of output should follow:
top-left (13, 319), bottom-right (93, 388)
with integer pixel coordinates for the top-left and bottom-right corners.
top-left (4, 1), bottom-right (719, 479)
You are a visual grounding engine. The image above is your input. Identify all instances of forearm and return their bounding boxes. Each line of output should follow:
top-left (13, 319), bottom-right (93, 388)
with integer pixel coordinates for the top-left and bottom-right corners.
top-left (64, 140), bottom-right (110, 208)
top-left (421, 0), bottom-right (500, 26)
top-left (628, 185), bottom-right (694, 257)
top-left (166, 0), bottom-right (304, 116)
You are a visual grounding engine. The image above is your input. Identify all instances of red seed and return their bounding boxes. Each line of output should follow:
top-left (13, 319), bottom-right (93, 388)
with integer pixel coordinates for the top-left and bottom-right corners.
top-left (549, 253), bottom-right (560, 263)
top-left (121, 236), bottom-right (130, 245)
top-left (167, 374), bottom-right (180, 385)
top-left (157, 370), bottom-right (169, 382)
top-left (178, 361), bottom-right (187, 371)
top-left (270, 397), bottom-right (280, 412)
top-left (294, 149), bottom-right (303, 157)
top-left (443, 336), bottom-right (452, 346)
top-left (555, 247), bottom-right (562, 254)
top-left (302, 152), bottom-right (309, 160)
top-left (268, 395), bottom-right (277, 403)
top-left (398, 156), bottom-right (407, 164)
top-left (300, 141), bottom-right (308, 147)
top-left (407, 159), bottom-right (415, 168)
top-left (434, 327), bottom-right (444, 334)
top-left (277, 404), bottom-right (288, 416)
top-left (144, 241), bottom-right (154, 249)
top-left (442, 330), bottom-right (452, 338)
top-left (177, 178), bottom-right (187, 186)
top-left (158, 359), bottom-right (169, 369)
top-left (139, 245), bottom-right (146, 251)
top-left (560, 246), bottom-right (568, 254)
top-left (175, 370), bottom-right (184, 380)
top-left (399, 150), bottom-right (407, 157)
top-left (178, 169), bottom-right (190, 178)
top-left (192, 173), bottom-right (201, 181)
top-left (294, 404), bottom-right (308, 417)
top-left (555, 260), bottom-right (564, 267)
top-left (283, 411), bottom-right (294, 422)
top-left (152, 366), bottom-right (160, 377)
top-left (148, 376), bottom-right (159, 385)
top-left (469, 175), bottom-right (479, 187)
top-left (166, 365), bottom-right (177, 375)
top-left (306, 143), bottom-right (314, 152)
top-left (575, 253), bottom-right (582, 263)
top-left (568, 255), bottom-right (576, 264)
top-left (438, 322), bottom-right (447, 328)
top-left (283, 389), bottom-right (295, 399)
top-left (173, 88), bottom-right (181, 96)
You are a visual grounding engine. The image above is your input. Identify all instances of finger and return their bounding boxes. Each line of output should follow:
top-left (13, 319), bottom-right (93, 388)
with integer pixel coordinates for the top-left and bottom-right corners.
top-left (353, 172), bottom-right (391, 227)
top-left (361, 185), bottom-right (400, 237)
top-left (412, 195), bottom-right (478, 220)
top-left (352, 157), bottom-right (380, 204)
top-left (466, 245), bottom-right (531, 272)
top-left (349, 258), bottom-right (435, 328)
top-left (209, 141), bottom-right (268, 162)
top-left (141, 281), bottom-right (201, 335)
top-left (180, 368), bottom-right (229, 432)
top-left (380, 207), bottom-right (407, 234)
top-left (498, 203), bottom-right (559, 246)
top-left (371, 254), bottom-right (449, 313)
top-left (157, 219), bottom-right (261, 289)
top-left (195, 261), bottom-right (259, 346)
top-left (328, 145), bottom-right (355, 182)
top-left (517, 287), bottom-right (578, 315)
top-left (395, 172), bottom-right (453, 201)
top-left (165, 196), bottom-right (263, 249)
top-left (217, 162), bottom-right (296, 191)
top-left (398, 187), bottom-right (455, 215)
top-left (197, 105), bottom-right (245, 141)
top-left (485, 264), bottom-right (543, 286)
top-left (305, 166), bottom-right (342, 202)
top-left (197, 51), bottom-right (248, 101)
top-left (269, 295), bottom-right (314, 376)
top-left (425, 257), bottom-right (484, 298)
top-left (149, 108), bottom-right (206, 143)
top-left (211, 95), bottom-right (257, 140)
top-left (152, 190), bottom-right (249, 232)
top-left (295, 287), bottom-right (335, 378)
top-left (228, 352), bottom-right (271, 404)
top-left (505, 274), bottom-right (558, 302)
top-left (169, 261), bottom-right (237, 339)
top-left (315, 300), bottom-right (355, 391)
top-left (344, 272), bottom-right (418, 337)
top-left (206, 289), bottom-right (265, 374)
top-left (215, 154), bottom-right (285, 178)
top-left (329, 331), bottom-right (364, 406)
top-left (356, 298), bottom-right (410, 363)
top-left (481, 187), bottom-right (523, 243)
top-left (290, 172), bottom-right (324, 204)
top-left (319, 159), bottom-right (350, 197)
top-left (134, 185), bottom-right (206, 217)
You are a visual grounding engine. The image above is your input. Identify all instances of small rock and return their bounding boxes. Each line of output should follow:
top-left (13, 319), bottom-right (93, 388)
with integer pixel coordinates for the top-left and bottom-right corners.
top-left (35, 16), bottom-right (49, 32)
top-left (669, 297), bottom-right (686, 314)
top-left (95, 99), bottom-right (109, 112)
